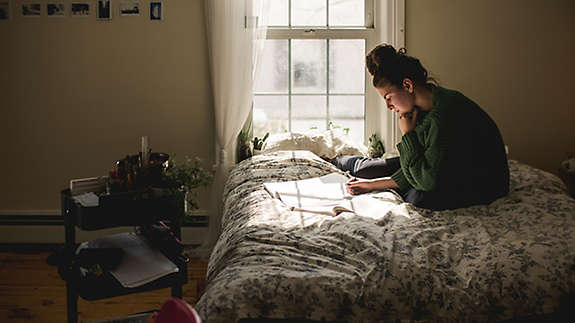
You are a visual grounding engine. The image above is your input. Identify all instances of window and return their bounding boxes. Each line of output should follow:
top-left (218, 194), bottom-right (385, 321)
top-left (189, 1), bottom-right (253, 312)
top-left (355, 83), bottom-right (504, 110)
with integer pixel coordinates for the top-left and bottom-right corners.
top-left (253, 0), bottom-right (405, 147)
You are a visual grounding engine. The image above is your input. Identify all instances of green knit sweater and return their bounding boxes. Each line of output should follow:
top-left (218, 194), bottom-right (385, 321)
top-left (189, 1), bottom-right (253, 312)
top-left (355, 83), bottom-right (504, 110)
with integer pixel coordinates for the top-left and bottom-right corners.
top-left (390, 85), bottom-right (509, 208)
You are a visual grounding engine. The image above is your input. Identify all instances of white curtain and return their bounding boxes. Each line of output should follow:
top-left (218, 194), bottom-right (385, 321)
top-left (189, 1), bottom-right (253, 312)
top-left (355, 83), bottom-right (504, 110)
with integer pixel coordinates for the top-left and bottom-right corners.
top-left (200, 0), bottom-right (267, 256)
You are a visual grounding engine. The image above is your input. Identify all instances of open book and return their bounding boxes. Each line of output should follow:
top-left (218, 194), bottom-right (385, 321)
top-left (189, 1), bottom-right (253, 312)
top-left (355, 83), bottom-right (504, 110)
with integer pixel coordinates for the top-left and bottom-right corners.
top-left (264, 173), bottom-right (388, 218)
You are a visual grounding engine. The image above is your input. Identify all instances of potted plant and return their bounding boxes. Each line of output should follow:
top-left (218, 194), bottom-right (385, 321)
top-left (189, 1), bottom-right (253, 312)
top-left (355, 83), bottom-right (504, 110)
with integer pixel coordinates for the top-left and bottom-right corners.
top-left (163, 156), bottom-right (214, 214)
top-left (237, 129), bottom-right (253, 163)
top-left (252, 132), bottom-right (269, 155)
top-left (368, 133), bottom-right (385, 158)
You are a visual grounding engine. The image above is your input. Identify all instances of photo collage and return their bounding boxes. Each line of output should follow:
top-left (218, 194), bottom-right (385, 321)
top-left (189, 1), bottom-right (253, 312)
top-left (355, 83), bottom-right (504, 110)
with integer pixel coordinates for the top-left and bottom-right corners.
top-left (0, 1), bottom-right (163, 20)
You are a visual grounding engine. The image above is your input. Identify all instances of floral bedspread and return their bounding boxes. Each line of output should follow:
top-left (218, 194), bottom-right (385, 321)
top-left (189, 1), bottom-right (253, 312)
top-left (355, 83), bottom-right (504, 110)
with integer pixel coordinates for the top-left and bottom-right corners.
top-left (195, 151), bottom-right (575, 322)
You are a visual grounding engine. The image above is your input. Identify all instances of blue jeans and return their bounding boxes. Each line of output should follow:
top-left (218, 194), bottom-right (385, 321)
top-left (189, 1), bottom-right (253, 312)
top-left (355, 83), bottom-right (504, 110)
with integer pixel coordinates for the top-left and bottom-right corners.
top-left (330, 156), bottom-right (428, 208)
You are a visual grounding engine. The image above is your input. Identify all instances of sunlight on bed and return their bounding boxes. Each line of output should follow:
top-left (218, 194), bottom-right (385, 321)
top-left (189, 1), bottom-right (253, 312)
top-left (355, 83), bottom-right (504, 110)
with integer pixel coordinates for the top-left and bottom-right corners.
top-left (246, 190), bottom-right (414, 230)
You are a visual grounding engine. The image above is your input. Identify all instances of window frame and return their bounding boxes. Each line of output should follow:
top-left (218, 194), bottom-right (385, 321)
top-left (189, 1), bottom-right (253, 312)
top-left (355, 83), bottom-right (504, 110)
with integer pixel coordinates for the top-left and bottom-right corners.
top-left (253, 0), bottom-right (405, 149)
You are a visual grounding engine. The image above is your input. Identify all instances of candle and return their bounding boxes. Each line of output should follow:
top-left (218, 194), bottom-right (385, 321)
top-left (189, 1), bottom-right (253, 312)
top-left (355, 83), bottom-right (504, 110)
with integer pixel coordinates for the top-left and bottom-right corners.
top-left (141, 136), bottom-right (149, 166)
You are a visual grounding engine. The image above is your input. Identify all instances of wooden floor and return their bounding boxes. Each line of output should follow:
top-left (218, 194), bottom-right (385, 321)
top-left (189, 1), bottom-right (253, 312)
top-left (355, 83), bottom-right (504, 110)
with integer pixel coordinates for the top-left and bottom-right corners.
top-left (0, 247), bottom-right (208, 323)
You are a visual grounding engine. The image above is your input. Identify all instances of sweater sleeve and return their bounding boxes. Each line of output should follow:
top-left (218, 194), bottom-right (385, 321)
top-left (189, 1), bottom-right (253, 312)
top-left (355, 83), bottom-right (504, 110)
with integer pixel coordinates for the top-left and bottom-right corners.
top-left (396, 117), bottom-right (443, 191)
top-left (390, 168), bottom-right (411, 193)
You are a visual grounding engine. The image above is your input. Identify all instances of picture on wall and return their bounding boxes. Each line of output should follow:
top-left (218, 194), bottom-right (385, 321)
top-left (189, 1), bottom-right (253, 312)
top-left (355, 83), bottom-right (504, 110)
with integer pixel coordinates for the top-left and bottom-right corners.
top-left (0, 1), bottom-right (10, 20)
top-left (47, 3), bottom-right (65, 17)
top-left (71, 2), bottom-right (89, 17)
top-left (150, 1), bottom-right (162, 20)
top-left (22, 3), bottom-right (41, 17)
top-left (97, 0), bottom-right (111, 20)
top-left (120, 1), bottom-right (139, 16)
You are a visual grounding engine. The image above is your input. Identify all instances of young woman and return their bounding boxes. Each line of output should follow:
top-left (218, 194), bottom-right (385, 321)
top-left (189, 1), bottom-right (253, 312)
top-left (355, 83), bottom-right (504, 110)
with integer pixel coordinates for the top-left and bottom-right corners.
top-left (336, 44), bottom-right (509, 210)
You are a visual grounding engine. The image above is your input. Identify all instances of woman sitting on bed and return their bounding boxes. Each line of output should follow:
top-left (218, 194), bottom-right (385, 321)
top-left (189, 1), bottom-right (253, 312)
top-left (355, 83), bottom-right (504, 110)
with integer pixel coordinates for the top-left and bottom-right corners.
top-left (337, 44), bottom-right (509, 210)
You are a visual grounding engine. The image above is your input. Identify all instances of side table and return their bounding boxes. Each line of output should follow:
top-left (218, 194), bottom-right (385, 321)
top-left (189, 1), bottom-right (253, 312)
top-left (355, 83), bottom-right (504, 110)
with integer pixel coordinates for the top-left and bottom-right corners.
top-left (60, 189), bottom-right (188, 323)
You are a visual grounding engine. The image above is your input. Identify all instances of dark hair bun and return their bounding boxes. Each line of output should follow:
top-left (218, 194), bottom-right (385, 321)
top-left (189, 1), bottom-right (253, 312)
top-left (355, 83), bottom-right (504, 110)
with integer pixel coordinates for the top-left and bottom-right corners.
top-left (366, 43), bottom-right (429, 88)
top-left (366, 44), bottom-right (400, 76)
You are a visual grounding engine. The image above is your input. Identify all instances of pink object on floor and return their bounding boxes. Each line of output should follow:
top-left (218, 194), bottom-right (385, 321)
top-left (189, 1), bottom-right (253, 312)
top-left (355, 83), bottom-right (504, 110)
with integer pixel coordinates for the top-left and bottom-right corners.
top-left (154, 298), bottom-right (202, 323)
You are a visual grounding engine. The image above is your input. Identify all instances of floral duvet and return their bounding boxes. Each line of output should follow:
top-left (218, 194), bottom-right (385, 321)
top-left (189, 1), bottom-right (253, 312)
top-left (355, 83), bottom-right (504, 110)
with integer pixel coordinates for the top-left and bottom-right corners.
top-left (195, 151), bottom-right (575, 322)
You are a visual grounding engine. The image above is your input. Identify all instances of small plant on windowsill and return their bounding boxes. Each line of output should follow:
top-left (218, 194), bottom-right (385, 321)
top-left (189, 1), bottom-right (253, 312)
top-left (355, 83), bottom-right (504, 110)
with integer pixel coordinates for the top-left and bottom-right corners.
top-left (368, 133), bottom-right (385, 158)
top-left (328, 121), bottom-right (350, 136)
top-left (252, 132), bottom-right (269, 155)
top-left (163, 156), bottom-right (214, 214)
top-left (237, 129), bottom-right (253, 162)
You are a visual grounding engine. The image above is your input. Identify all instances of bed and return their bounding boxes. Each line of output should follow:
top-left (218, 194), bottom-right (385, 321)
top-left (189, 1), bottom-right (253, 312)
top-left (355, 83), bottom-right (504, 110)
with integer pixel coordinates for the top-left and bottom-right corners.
top-left (195, 150), bottom-right (575, 322)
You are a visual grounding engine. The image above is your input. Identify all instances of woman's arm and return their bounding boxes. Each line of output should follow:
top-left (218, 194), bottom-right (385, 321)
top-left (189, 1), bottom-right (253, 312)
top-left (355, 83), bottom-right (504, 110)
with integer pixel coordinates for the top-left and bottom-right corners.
top-left (346, 178), bottom-right (399, 195)
top-left (397, 117), bottom-right (442, 191)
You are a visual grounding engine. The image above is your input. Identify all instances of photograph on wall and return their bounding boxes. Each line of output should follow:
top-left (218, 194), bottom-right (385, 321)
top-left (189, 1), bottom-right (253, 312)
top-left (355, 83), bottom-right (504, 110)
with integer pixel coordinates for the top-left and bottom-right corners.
top-left (0, 1), bottom-right (10, 20)
top-left (150, 1), bottom-right (162, 20)
top-left (47, 3), bottom-right (65, 17)
top-left (22, 3), bottom-right (41, 17)
top-left (97, 0), bottom-right (111, 20)
top-left (120, 1), bottom-right (139, 16)
top-left (71, 2), bottom-right (89, 17)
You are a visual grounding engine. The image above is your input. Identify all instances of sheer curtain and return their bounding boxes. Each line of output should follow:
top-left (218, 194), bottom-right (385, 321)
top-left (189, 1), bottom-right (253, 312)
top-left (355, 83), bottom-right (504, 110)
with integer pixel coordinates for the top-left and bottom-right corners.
top-left (200, 0), bottom-right (267, 256)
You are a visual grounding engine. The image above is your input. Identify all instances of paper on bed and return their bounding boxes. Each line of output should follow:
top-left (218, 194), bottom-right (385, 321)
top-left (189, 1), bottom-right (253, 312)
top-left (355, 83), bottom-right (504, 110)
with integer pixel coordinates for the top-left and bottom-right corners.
top-left (264, 173), bottom-right (389, 217)
top-left (291, 194), bottom-right (390, 218)
top-left (263, 173), bottom-right (351, 208)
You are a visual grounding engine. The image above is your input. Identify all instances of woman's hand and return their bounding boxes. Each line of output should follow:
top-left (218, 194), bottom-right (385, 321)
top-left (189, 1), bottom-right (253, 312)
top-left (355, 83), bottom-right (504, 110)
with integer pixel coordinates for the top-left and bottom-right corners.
top-left (346, 179), bottom-right (375, 195)
top-left (399, 107), bottom-right (419, 135)
top-left (346, 178), bottom-right (399, 195)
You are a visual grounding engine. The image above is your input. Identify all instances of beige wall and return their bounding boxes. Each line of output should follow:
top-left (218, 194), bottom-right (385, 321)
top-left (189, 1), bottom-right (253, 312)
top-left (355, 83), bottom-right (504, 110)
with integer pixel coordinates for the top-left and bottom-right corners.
top-left (406, 0), bottom-right (575, 175)
top-left (2, 0), bottom-right (574, 213)
top-left (0, 0), bottom-right (214, 211)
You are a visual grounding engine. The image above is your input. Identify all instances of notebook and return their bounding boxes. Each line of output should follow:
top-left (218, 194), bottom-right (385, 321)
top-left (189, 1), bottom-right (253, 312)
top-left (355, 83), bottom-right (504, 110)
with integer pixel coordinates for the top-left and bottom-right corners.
top-left (263, 173), bottom-right (351, 208)
top-left (264, 173), bottom-right (388, 218)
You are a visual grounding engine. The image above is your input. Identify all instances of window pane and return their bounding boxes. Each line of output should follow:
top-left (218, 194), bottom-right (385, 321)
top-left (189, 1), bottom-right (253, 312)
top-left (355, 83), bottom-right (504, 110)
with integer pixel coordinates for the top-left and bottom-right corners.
top-left (292, 96), bottom-right (327, 132)
top-left (329, 39), bottom-right (365, 94)
top-left (292, 40), bottom-right (326, 94)
top-left (330, 118), bottom-right (365, 144)
top-left (329, 95), bottom-right (364, 118)
top-left (253, 95), bottom-right (289, 137)
top-left (266, 0), bottom-right (288, 26)
top-left (292, 0), bottom-right (326, 27)
top-left (329, 0), bottom-right (365, 26)
top-left (330, 95), bottom-right (365, 144)
top-left (255, 40), bottom-right (288, 94)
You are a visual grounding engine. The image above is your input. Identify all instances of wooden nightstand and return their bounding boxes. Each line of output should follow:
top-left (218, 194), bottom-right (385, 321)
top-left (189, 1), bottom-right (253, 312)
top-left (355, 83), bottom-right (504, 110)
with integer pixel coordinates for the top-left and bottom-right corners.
top-left (558, 161), bottom-right (575, 198)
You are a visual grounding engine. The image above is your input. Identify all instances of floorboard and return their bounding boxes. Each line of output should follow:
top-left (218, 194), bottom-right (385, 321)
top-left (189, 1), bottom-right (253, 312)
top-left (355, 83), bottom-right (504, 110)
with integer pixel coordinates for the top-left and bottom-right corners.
top-left (0, 248), bottom-right (207, 322)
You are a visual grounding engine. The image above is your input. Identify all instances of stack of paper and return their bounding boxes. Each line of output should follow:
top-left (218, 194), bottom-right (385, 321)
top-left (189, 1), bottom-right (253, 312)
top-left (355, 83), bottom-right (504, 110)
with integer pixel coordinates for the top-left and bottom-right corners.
top-left (78, 232), bottom-right (179, 288)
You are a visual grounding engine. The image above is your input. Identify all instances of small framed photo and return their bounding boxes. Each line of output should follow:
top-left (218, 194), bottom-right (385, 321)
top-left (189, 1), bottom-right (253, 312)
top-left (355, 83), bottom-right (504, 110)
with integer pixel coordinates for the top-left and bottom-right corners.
top-left (97, 0), bottom-right (111, 20)
top-left (120, 1), bottom-right (139, 16)
top-left (0, 1), bottom-right (10, 20)
top-left (22, 3), bottom-right (41, 17)
top-left (71, 2), bottom-right (90, 17)
top-left (150, 1), bottom-right (162, 21)
top-left (47, 3), bottom-right (65, 17)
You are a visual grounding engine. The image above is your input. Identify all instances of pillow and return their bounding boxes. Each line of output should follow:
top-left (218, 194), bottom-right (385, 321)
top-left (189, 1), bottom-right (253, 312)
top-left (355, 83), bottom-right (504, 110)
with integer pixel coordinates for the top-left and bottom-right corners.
top-left (261, 129), bottom-right (368, 159)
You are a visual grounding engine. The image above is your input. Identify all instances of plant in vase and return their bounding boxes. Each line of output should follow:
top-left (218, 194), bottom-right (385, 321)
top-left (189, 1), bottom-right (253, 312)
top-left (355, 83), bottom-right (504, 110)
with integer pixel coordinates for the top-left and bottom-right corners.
top-left (252, 132), bottom-right (269, 155)
top-left (163, 156), bottom-right (214, 214)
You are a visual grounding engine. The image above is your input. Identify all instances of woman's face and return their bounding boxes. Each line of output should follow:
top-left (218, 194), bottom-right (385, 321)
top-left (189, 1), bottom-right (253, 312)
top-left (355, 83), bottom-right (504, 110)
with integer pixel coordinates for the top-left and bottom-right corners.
top-left (376, 83), bottom-right (415, 115)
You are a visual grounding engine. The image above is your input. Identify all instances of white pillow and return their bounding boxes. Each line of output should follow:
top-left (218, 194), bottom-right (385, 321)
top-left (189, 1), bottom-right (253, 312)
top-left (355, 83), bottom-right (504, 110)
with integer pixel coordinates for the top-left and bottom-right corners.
top-left (261, 129), bottom-right (368, 159)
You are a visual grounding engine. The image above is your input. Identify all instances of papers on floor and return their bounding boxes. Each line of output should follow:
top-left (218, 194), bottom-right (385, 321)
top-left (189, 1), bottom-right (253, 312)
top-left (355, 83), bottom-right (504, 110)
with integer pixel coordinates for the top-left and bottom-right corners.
top-left (78, 232), bottom-right (179, 288)
top-left (263, 173), bottom-right (389, 218)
